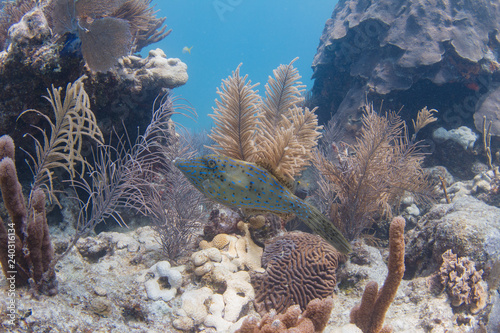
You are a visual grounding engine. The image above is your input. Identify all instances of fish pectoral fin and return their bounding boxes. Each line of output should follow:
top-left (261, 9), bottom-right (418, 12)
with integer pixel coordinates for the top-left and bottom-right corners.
top-left (202, 179), bottom-right (211, 191)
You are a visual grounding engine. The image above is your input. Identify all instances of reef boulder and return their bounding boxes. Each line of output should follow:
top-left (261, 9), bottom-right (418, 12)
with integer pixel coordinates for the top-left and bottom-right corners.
top-left (405, 196), bottom-right (500, 277)
top-left (311, 0), bottom-right (500, 146)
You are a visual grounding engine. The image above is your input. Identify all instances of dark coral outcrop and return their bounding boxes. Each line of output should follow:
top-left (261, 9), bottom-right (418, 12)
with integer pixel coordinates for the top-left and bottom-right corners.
top-left (251, 231), bottom-right (342, 314)
top-left (311, 0), bottom-right (500, 144)
top-left (0, 3), bottom-right (186, 176)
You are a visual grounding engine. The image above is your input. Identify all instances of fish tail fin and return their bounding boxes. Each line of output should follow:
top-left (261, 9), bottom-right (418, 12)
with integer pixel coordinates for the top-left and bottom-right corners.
top-left (297, 202), bottom-right (352, 254)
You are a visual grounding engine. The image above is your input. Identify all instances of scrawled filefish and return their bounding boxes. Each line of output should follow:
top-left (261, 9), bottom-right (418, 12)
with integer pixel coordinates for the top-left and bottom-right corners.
top-left (174, 154), bottom-right (352, 254)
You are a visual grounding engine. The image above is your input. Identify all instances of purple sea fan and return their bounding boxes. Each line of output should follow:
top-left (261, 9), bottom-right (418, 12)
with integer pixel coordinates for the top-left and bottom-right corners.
top-left (45, 0), bottom-right (170, 72)
top-left (78, 16), bottom-right (132, 72)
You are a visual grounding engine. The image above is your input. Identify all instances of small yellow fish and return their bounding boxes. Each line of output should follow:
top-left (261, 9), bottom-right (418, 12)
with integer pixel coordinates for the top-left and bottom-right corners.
top-left (182, 46), bottom-right (193, 54)
top-left (174, 154), bottom-right (352, 254)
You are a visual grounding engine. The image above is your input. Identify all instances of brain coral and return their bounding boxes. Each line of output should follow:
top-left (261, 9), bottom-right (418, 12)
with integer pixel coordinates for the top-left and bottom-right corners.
top-left (251, 231), bottom-right (342, 314)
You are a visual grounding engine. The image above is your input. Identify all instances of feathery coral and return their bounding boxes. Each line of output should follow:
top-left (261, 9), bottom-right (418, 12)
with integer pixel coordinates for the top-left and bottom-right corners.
top-left (412, 107), bottom-right (438, 140)
top-left (260, 57), bottom-right (304, 129)
top-left (208, 59), bottom-right (322, 182)
top-left (314, 105), bottom-right (433, 240)
top-left (19, 76), bottom-right (103, 204)
top-left (208, 64), bottom-right (262, 162)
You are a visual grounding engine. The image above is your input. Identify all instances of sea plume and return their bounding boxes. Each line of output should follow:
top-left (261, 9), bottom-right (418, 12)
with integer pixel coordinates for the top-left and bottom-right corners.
top-left (208, 64), bottom-right (262, 162)
top-left (19, 76), bottom-right (104, 205)
top-left (314, 105), bottom-right (434, 240)
top-left (208, 58), bottom-right (322, 182)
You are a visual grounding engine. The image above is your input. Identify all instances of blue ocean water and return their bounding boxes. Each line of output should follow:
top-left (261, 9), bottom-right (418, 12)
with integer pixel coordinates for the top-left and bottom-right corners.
top-left (146, 0), bottom-right (337, 131)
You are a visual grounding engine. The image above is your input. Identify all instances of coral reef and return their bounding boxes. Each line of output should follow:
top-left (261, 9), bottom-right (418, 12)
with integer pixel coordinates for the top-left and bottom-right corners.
top-left (438, 249), bottom-right (488, 314)
top-left (0, 135), bottom-right (56, 294)
top-left (251, 231), bottom-right (342, 314)
top-left (0, 4), bottom-right (186, 172)
top-left (350, 216), bottom-right (406, 333)
top-left (0, 205), bottom-right (492, 332)
top-left (236, 297), bottom-right (334, 333)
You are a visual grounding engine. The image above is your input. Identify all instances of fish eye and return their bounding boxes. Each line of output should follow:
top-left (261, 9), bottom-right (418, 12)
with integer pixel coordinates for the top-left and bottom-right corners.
top-left (207, 159), bottom-right (217, 169)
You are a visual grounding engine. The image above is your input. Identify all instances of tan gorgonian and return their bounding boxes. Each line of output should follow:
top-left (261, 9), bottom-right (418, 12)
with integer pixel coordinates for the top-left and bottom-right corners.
top-left (412, 106), bottom-right (438, 140)
top-left (314, 105), bottom-right (433, 240)
top-left (208, 64), bottom-right (262, 162)
top-left (208, 58), bottom-right (322, 181)
top-left (20, 76), bottom-right (103, 204)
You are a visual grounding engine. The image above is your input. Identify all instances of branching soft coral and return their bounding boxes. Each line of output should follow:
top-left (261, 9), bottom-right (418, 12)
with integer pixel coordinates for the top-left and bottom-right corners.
top-left (208, 58), bottom-right (322, 182)
top-left (314, 105), bottom-right (433, 240)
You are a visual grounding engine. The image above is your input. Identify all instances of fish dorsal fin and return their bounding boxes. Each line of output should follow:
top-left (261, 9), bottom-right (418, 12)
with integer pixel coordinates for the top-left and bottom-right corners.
top-left (255, 161), bottom-right (295, 192)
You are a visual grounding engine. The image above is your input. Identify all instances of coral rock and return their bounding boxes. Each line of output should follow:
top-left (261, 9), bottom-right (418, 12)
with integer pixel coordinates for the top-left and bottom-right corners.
top-left (311, 0), bottom-right (500, 144)
top-left (432, 126), bottom-right (478, 150)
top-left (234, 221), bottom-right (263, 271)
top-left (142, 261), bottom-right (183, 302)
top-left (474, 85), bottom-right (500, 136)
top-left (439, 249), bottom-right (488, 314)
top-left (117, 48), bottom-right (188, 92)
top-left (223, 271), bottom-right (255, 322)
top-left (406, 196), bottom-right (500, 276)
top-left (7, 8), bottom-right (51, 49)
top-left (180, 287), bottom-right (214, 325)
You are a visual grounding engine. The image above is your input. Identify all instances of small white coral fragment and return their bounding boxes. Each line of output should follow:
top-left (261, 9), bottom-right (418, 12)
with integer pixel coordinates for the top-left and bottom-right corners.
top-left (205, 294), bottom-right (232, 332)
top-left (180, 287), bottom-right (214, 325)
top-left (233, 221), bottom-right (264, 271)
top-left (142, 261), bottom-right (183, 302)
top-left (223, 271), bottom-right (255, 322)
